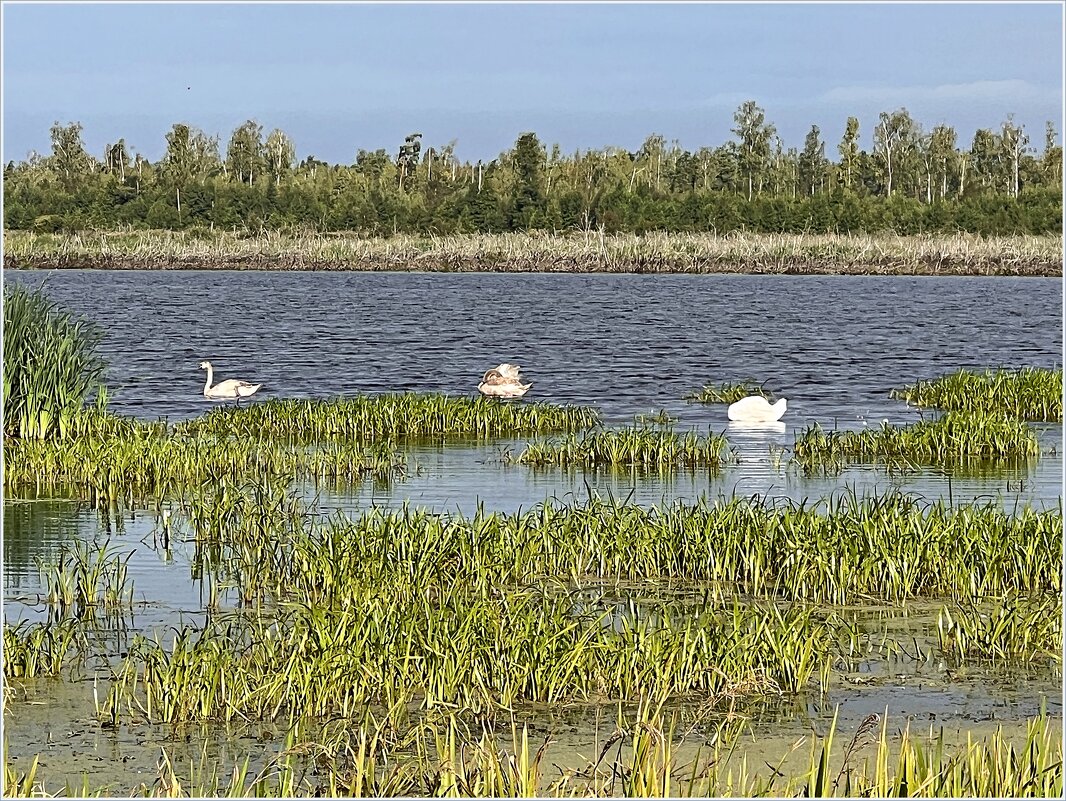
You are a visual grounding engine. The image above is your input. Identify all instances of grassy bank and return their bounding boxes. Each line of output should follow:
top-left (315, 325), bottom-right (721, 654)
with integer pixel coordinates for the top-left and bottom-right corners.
top-left (4, 229), bottom-right (1062, 275)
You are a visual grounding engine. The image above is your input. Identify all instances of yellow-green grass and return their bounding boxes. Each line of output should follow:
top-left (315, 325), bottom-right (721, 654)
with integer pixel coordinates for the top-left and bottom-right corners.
top-left (5, 229), bottom-right (1062, 275)
top-left (189, 485), bottom-right (1060, 607)
top-left (893, 367), bottom-right (1063, 422)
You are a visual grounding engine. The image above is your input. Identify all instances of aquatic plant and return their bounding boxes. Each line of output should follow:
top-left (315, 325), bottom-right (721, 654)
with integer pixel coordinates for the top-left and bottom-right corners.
top-left (103, 591), bottom-right (836, 723)
top-left (684, 380), bottom-right (773, 404)
top-left (7, 707), bottom-right (1062, 797)
top-left (4, 416), bottom-right (406, 506)
top-left (2, 620), bottom-right (84, 678)
top-left (937, 595), bottom-right (1063, 665)
top-left (175, 394), bottom-right (600, 441)
top-left (38, 539), bottom-right (135, 613)
top-left (515, 426), bottom-right (729, 468)
top-left (792, 413), bottom-right (1041, 470)
top-left (1, 285), bottom-right (106, 439)
top-left (892, 367), bottom-right (1064, 422)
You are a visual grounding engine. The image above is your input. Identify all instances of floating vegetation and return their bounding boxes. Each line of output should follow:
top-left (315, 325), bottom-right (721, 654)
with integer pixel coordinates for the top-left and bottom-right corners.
top-left (684, 379), bottom-right (773, 404)
top-left (2, 285), bottom-right (106, 440)
top-left (175, 394), bottom-right (600, 442)
top-left (792, 414), bottom-right (1041, 470)
top-left (515, 426), bottom-right (729, 468)
top-left (892, 366), bottom-right (1064, 422)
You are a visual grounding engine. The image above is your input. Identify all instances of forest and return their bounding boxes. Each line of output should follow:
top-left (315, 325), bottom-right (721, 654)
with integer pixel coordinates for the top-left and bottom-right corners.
top-left (3, 102), bottom-right (1062, 237)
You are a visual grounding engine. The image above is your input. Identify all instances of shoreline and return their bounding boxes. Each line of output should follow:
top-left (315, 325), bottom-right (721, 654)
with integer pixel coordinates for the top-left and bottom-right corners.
top-left (4, 230), bottom-right (1062, 276)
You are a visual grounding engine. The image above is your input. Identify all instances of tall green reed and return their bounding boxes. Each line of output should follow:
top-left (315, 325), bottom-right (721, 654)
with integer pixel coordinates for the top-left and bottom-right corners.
top-left (2, 285), bottom-right (106, 439)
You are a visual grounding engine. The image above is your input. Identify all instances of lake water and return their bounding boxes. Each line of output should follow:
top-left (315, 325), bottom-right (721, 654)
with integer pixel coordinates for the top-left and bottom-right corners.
top-left (3, 269), bottom-right (1062, 792)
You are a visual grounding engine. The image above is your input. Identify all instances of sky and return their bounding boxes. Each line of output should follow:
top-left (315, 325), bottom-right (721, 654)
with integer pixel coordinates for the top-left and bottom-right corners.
top-left (2, 1), bottom-right (1063, 165)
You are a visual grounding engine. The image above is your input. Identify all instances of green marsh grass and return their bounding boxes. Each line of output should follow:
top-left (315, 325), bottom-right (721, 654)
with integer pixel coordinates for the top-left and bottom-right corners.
top-left (937, 595), bottom-right (1063, 665)
top-left (175, 394), bottom-right (600, 442)
top-left (3, 414), bottom-right (406, 506)
top-left (893, 367), bottom-right (1064, 422)
top-left (2, 620), bottom-right (84, 678)
top-left (102, 592), bottom-right (836, 723)
top-left (184, 488), bottom-right (1061, 606)
top-left (684, 380), bottom-right (773, 404)
top-left (793, 413), bottom-right (1041, 471)
top-left (516, 426), bottom-right (729, 468)
top-left (1, 285), bottom-right (106, 439)
top-left (38, 539), bottom-right (135, 613)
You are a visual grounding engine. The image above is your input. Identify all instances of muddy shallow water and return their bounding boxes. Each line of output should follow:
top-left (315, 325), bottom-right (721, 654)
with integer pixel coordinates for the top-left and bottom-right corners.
top-left (3, 270), bottom-right (1063, 792)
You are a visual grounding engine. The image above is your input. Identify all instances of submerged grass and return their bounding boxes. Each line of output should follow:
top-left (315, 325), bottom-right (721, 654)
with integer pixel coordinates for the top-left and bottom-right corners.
top-left (185, 485), bottom-right (1060, 607)
top-left (515, 426), bottom-right (729, 468)
top-left (2, 620), bottom-right (85, 679)
top-left (103, 592), bottom-right (835, 723)
top-left (3, 415), bottom-right (405, 505)
top-left (892, 367), bottom-right (1064, 422)
top-left (5, 706), bottom-right (1062, 797)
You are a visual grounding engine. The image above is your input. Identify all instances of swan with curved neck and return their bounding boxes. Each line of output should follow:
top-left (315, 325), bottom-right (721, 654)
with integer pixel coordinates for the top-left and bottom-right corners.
top-left (727, 395), bottom-right (787, 423)
top-left (478, 363), bottom-right (532, 399)
top-left (199, 361), bottom-right (262, 404)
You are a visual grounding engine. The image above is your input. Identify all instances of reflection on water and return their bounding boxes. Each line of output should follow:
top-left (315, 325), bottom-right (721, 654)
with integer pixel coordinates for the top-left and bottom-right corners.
top-left (3, 498), bottom-right (84, 591)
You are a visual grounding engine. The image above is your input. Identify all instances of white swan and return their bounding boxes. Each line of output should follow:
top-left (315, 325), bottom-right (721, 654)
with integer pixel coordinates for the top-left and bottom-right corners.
top-left (727, 396), bottom-right (787, 423)
top-left (478, 364), bottom-right (532, 399)
top-left (199, 361), bottom-right (262, 404)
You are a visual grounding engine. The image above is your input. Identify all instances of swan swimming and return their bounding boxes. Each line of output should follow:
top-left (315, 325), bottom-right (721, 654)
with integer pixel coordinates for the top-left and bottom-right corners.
top-left (478, 363), bottom-right (532, 399)
top-left (199, 361), bottom-right (262, 404)
top-left (727, 395), bottom-right (787, 423)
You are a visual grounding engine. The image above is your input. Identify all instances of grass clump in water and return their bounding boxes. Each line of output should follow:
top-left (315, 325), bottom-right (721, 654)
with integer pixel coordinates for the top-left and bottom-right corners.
top-left (175, 394), bottom-right (600, 441)
top-left (2, 285), bottom-right (106, 439)
top-left (684, 380), bottom-right (774, 404)
top-left (793, 413), bottom-right (1041, 469)
top-left (892, 367), bottom-right (1063, 421)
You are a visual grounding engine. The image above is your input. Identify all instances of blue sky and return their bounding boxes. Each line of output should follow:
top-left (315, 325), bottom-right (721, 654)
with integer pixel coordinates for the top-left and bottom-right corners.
top-left (2, 1), bottom-right (1062, 165)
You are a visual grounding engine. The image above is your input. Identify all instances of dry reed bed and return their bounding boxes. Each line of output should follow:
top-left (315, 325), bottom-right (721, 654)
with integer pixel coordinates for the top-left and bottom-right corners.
top-left (4, 230), bottom-right (1062, 275)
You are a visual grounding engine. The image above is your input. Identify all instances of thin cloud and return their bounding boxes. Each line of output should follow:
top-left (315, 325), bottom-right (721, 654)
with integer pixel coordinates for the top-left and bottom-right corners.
top-left (820, 79), bottom-right (1058, 106)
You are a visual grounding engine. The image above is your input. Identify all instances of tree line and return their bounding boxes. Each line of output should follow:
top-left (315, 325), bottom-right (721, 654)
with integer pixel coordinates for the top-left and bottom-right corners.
top-left (4, 102), bottom-right (1062, 237)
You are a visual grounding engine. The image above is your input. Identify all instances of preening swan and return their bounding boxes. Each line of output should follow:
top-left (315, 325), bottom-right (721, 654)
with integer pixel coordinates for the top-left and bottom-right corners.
top-left (727, 395), bottom-right (787, 423)
top-left (478, 363), bottom-right (532, 399)
top-left (199, 361), bottom-right (262, 404)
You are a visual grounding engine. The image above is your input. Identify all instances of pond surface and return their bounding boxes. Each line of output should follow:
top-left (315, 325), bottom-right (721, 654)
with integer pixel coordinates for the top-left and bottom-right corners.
top-left (3, 269), bottom-right (1063, 793)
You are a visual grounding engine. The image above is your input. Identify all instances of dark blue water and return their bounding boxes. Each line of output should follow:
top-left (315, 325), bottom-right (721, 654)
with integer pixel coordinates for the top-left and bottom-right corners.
top-left (6, 270), bottom-right (1060, 425)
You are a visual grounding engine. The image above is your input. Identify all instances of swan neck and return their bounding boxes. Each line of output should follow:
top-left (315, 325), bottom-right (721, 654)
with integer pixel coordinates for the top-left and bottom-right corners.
top-left (203, 365), bottom-right (213, 393)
